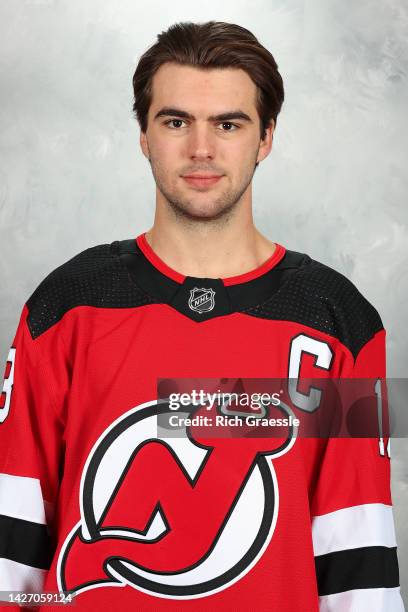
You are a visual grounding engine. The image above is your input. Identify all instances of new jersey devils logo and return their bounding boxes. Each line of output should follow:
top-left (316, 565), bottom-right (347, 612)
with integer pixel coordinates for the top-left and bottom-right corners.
top-left (57, 399), bottom-right (296, 600)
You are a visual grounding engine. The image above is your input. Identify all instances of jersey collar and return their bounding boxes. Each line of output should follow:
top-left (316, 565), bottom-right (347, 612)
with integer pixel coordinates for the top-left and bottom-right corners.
top-left (117, 233), bottom-right (290, 322)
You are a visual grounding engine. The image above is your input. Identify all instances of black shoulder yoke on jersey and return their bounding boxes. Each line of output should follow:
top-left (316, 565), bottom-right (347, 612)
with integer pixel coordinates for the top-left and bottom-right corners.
top-left (25, 238), bottom-right (383, 359)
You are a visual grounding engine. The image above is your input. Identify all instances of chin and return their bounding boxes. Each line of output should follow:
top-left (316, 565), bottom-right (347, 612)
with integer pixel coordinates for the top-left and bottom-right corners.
top-left (163, 186), bottom-right (237, 220)
top-left (178, 203), bottom-right (234, 222)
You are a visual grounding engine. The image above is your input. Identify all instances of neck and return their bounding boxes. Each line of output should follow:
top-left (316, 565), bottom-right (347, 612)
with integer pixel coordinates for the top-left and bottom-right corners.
top-left (145, 193), bottom-right (276, 279)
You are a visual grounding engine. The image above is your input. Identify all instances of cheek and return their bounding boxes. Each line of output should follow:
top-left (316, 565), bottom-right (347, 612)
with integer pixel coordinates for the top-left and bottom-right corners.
top-left (222, 133), bottom-right (259, 162)
top-left (153, 140), bottom-right (184, 168)
top-left (222, 146), bottom-right (257, 174)
top-left (147, 128), bottom-right (180, 157)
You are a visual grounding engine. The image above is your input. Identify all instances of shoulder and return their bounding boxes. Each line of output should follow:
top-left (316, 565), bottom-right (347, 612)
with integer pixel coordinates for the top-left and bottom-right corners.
top-left (248, 249), bottom-right (384, 358)
top-left (302, 253), bottom-right (382, 326)
top-left (25, 240), bottom-right (150, 339)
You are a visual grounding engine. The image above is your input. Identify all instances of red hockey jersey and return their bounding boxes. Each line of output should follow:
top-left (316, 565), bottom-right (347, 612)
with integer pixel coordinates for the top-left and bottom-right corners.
top-left (0, 233), bottom-right (404, 611)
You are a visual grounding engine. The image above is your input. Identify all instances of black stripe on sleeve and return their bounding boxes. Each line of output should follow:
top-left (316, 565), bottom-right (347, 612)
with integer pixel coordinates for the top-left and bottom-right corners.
top-left (315, 546), bottom-right (400, 596)
top-left (0, 513), bottom-right (53, 570)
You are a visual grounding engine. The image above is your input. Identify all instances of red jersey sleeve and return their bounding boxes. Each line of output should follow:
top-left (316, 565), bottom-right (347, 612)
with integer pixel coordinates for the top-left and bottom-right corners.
top-left (310, 329), bottom-right (405, 611)
top-left (0, 304), bottom-right (67, 605)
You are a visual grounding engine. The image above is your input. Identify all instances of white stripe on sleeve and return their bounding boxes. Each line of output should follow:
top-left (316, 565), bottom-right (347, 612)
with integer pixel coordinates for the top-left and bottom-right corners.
top-left (312, 503), bottom-right (397, 556)
top-left (0, 473), bottom-right (47, 524)
top-left (319, 586), bottom-right (405, 612)
top-left (0, 558), bottom-right (47, 599)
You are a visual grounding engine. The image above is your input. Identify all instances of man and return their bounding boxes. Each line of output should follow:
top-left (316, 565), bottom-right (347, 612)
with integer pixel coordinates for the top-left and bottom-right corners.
top-left (0, 21), bottom-right (404, 611)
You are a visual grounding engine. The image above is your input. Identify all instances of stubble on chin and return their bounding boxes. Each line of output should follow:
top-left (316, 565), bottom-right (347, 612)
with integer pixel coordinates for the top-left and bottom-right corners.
top-left (149, 159), bottom-right (257, 224)
top-left (164, 186), bottom-right (241, 223)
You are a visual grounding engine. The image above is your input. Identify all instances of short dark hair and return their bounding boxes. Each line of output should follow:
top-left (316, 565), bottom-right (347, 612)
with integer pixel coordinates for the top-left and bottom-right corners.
top-left (132, 21), bottom-right (284, 140)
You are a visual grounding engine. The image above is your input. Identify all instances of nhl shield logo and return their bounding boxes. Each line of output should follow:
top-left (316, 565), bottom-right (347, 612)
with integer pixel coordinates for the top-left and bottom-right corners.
top-left (188, 287), bottom-right (216, 313)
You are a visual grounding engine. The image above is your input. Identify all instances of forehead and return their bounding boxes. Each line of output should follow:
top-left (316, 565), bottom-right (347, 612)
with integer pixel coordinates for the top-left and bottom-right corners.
top-left (149, 62), bottom-right (258, 114)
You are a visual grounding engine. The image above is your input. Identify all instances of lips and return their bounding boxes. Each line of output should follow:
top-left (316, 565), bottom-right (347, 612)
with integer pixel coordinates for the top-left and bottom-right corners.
top-left (182, 174), bottom-right (223, 188)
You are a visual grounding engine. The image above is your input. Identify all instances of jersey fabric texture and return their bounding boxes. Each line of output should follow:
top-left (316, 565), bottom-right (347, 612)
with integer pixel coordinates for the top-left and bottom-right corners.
top-left (0, 233), bottom-right (404, 611)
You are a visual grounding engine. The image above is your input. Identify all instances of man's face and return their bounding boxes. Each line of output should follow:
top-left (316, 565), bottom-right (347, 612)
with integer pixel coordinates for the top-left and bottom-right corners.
top-left (140, 62), bottom-right (274, 221)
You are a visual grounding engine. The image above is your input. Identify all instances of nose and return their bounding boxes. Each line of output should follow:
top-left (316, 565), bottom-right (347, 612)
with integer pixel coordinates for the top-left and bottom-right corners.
top-left (187, 123), bottom-right (215, 161)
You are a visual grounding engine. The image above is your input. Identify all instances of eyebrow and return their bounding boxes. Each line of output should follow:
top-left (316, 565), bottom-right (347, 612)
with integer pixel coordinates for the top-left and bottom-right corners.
top-left (153, 107), bottom-right (253, 123)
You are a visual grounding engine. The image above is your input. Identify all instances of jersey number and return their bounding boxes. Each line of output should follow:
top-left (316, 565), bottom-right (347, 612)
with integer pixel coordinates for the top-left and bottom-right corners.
top-left (374, 377), bottom-right (391, 458)
top-left (0, 347), bottom-right (16, 424)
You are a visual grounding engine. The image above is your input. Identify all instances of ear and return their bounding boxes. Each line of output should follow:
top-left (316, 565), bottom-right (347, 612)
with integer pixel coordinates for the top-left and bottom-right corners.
top-left (256, 120), bottom-right (275, 165)
top-left (140, 131), bottom-right (150, 160)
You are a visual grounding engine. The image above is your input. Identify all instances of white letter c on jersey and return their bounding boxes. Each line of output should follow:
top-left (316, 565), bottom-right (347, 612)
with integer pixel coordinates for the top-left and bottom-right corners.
top-left (288, 334), bottom-right (333, 413)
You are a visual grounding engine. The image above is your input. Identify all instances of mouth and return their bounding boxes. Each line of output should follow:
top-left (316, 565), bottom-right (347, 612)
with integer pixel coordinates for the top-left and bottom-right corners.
top-left (181, 174), bottom-right (224, 189)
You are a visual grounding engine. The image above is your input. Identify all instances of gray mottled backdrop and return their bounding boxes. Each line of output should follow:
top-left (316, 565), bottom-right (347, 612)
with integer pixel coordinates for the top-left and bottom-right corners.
top-left (1, 0), bottom-right (407, 603)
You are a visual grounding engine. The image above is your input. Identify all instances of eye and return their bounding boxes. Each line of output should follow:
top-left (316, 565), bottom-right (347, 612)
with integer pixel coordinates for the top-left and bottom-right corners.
top-left (218, 122), bottom-right (239, 132)
top-left (164, 119), bottom-right (187, 129)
